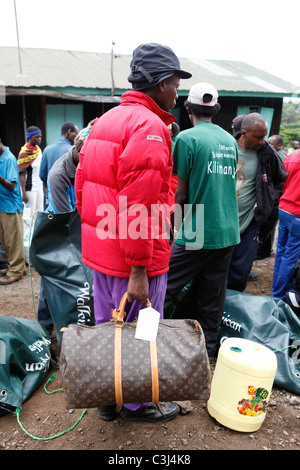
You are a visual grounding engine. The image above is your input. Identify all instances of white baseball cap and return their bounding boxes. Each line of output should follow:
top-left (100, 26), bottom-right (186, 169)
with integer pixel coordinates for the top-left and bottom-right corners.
top-left (187, 82), bottom-right (218, 106)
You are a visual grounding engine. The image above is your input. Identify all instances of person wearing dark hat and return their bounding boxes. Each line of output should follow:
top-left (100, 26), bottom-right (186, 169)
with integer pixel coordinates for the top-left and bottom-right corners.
top-left (231, 114), bottom-right (246, 137)
top-left (75, 43), bottom-right (191, 422)
top-left (164, 82), bottom-right (240, 361)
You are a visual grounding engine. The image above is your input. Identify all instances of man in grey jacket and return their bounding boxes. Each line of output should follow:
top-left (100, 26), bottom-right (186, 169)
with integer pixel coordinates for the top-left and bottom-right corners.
top-left (227, 113), bottom-right (287, 292)
top-left (47, 121), bottom-right (96, 213)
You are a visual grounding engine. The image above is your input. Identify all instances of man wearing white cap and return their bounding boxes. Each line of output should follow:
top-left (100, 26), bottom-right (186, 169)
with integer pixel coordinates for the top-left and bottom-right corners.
top-left (164, 82), bottom-right (240, 361)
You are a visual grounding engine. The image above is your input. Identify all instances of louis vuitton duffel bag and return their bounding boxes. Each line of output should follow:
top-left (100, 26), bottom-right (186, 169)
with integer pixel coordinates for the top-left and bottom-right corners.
top-left (60, 293), bottom-right (211, 409)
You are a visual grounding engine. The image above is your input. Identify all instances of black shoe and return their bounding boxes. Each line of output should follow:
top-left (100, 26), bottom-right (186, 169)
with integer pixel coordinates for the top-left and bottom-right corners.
top-left (208, 356), bottom-right (217, 365)
top-left (248, 272), bottom-right (259, 281)
top-left (120, 402), bottom-right (180, 422)
top-left (98, 405), bottom-right (117, 421)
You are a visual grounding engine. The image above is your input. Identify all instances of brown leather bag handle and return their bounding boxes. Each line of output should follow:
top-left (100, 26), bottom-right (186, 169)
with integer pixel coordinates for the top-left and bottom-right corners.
top-left (112, 292), bottom-right (151, 323)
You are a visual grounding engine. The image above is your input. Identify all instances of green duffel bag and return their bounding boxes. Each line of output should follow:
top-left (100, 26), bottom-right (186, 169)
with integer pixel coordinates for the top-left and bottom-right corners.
top-left (29, 209), bottom-right (95, 347)
top-left (221, 290), bottom-right (300, 396)
top-left (0, 316), bottom-right (51, 416)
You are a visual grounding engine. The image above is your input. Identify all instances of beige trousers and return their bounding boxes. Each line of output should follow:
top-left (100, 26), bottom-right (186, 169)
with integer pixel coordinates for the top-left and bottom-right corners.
top-left (0, 211), bottom-right (26, 278)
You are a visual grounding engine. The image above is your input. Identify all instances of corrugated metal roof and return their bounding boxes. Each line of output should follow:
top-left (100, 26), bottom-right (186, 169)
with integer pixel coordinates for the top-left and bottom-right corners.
top-left (0, 47), bottom-right (298, 97)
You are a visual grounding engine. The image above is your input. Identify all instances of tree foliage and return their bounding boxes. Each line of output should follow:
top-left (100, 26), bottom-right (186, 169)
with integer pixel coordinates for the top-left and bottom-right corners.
top-left (281, 100), bottom-right (300, 124)
top-left (280, 100), bottom-right (300, 149)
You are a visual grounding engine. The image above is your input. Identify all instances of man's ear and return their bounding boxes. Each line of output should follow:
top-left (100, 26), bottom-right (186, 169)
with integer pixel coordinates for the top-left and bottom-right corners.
top-left (157, 80), bottom-right (165, 92)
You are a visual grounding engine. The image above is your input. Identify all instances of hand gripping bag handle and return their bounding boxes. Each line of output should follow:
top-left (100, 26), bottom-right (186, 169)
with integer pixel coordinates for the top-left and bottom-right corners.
top-left (111, 292), bottom-right (151, 323)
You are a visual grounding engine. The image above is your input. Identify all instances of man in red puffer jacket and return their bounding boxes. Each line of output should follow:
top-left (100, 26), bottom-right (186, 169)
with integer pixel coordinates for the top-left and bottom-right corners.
top-left (75, 43), bottom-right (192, 423)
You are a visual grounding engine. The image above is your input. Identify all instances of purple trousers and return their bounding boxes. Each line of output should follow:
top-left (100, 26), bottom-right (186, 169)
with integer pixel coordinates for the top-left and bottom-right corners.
top-left (93, 270), bottom-right (167, 411)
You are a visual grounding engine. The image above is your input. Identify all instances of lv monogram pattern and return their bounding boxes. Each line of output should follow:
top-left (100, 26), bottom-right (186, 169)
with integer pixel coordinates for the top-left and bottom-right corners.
top-left (60, 319), bottom-right (211, 409)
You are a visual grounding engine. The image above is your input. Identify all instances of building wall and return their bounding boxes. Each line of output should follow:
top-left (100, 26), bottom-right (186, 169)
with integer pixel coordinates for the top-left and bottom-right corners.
top-left (0, 95), bottom-right (46, 157)
top-left (175, 96), bottom-right (283, 137)
top-left (0, 95), bottom-right (114, 157)
top-left (216, 96), bottom-right (283, 137)
top-left (0, 93), bottom-right (283, 158)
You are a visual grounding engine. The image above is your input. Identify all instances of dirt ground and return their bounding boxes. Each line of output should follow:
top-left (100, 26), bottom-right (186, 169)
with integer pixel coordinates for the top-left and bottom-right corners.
top-left (0, 255), bottom-right (299, 455)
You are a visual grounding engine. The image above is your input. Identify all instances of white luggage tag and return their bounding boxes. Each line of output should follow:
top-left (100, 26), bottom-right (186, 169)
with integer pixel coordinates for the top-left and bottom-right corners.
top-left (135, 306), bottom-right (160, 342)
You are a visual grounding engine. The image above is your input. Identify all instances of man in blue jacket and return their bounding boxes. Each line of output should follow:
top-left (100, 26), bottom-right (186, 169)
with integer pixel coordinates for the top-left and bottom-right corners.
top-left (39, 121), bottom-right (78, 209)
top-left (0, 138), bottom-right (26, 285)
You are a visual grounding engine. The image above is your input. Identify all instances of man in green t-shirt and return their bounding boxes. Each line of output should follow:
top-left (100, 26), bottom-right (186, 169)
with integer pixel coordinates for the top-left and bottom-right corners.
top-left (164, 83), bottom-right (240, 360)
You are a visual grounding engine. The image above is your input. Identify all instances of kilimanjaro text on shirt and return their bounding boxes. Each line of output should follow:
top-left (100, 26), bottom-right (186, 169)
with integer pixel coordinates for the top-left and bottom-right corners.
top-left (207, 144), bottom-right (237, 177)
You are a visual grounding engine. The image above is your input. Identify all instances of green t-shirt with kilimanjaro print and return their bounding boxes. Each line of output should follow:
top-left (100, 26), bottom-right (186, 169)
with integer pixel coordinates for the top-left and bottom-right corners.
top-left (172, 122), bottom-right (240, 249)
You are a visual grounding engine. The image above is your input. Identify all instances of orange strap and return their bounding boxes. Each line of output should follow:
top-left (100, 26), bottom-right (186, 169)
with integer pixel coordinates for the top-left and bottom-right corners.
top-left (150, 341), bottom-right (159, 402)
top-left (113, 292), bottom-right (158, 404)
top-left (114, 325), bottom-right (123, 404)
top-left (115, 331), bottom-right (160, 404)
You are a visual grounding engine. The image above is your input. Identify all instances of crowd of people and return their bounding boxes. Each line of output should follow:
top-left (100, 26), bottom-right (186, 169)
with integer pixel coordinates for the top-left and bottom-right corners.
top-left (0, 42), bottom-right (299, 423)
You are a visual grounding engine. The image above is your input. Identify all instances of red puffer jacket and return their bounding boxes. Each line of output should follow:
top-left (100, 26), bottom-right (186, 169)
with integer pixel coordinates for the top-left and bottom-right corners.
top-left (75, 91), bottom-right (175, 277)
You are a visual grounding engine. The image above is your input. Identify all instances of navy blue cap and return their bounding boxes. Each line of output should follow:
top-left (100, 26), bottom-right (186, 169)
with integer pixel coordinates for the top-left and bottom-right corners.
top-left (128, 43), bottom-right (192, 90)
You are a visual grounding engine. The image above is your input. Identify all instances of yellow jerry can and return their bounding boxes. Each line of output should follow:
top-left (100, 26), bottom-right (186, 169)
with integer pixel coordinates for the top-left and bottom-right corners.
top-left (207, 337), bottom-right (277, 432)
